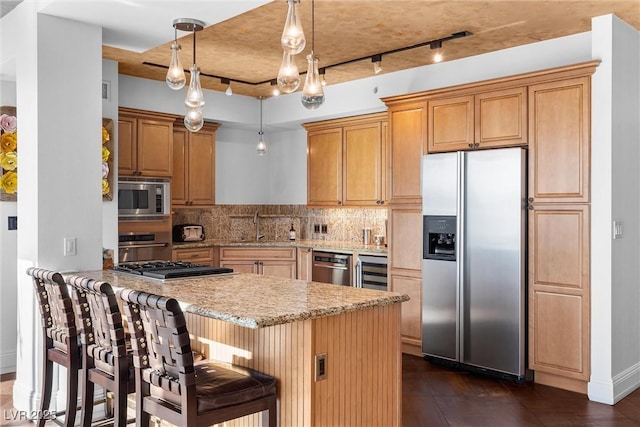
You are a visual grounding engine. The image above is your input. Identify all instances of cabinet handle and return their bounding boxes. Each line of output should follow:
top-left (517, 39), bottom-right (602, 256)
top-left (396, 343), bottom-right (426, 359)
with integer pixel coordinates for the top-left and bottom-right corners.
top-left (468, 143), bottom-right (474, 148)
top-left (475, 143), bottom-right (480, 148)
top-left (528, 204), bottom-right (534, 210)
top-left (528, 197), bottom-right (534, 203)
top-left (337, 200), bottom-right (342, 205)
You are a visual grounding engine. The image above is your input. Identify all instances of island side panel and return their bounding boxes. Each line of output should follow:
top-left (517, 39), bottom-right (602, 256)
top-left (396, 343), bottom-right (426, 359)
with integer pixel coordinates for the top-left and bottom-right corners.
top-left (312, 303), bottom-right (402, 427)
top-left (185, 313), bottom-right (313, 427)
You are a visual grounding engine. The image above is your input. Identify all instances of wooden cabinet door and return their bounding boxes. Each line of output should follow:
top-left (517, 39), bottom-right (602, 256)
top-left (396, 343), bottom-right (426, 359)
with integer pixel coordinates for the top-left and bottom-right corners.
top-left (118, 116), bottom-right (137, 176)
top-left (389, 274), bottom-right (422, 350)
top-left (529, 204), bottom-right (590, 382)
top-left (172, 128), bottom-right (187, 204)
top-left (261, 260), bottom-right (297, 279)
top-left (343, 122), bottom-right (383, 206)
top-left (388, 205), bottom-right (423, 273)
top-left (381, 121), bottom-right (388, 204)
top-left (296, 247), bottom-right (313, 281)
top-left (528, 77), bottom-right (590, 204)
top-left (388, 102), bottom-right (426, 203)
top-left (136, 118), bottom-right (173, 177)
top-left (427, 95), bottom-right (473, 153)
top-left (307, 128), bottom-right (343, 206)
top-left (476, 87), bottom-right (527, 148)
top-left (187, 129), bottom-right (216, 205)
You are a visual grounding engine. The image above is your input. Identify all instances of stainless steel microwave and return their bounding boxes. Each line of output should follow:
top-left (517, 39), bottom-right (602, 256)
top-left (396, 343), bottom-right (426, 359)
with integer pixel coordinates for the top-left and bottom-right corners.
top-left (118, 177), bottom-right (170, 220)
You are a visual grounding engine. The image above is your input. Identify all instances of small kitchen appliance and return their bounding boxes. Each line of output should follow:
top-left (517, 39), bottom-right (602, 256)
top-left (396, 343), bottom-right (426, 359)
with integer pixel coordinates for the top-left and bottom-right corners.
top-left (173, 224), bottom-right (205, 242)
top-left (118, 177), bottom-right (170, 220)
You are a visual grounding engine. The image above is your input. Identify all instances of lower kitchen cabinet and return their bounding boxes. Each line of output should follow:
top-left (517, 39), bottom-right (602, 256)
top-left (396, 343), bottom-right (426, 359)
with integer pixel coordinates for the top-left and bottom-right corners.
top-left (389, 273), bottom-right (422, 356)
top-left (296, 247), bottom-right (313, 281)
top-left (172, 247), bottom-right (218, 266)
top-left (219, 247), bottom-right (297, 279)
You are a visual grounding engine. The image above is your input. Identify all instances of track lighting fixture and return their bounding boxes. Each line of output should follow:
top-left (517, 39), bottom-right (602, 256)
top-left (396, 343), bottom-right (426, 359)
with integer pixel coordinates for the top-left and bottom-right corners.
top-left (222, 78), bottom-right (232, 96)
top-left (430, 40), bottom-right (443, 63)
top-left (372, 54), bottom-right (382, 74)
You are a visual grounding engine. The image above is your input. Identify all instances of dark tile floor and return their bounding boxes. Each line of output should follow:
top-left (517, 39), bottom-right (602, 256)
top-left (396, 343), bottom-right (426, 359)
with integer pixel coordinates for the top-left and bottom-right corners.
top-left (2, 355), bottom-right (639, 426)
top-left (403, 354), bottom-right (640, 426)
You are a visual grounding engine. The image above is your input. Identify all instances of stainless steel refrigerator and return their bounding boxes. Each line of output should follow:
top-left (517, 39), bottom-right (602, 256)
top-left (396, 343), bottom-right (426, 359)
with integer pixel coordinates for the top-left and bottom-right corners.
top-left (421, 148), bottom-right (526, 380)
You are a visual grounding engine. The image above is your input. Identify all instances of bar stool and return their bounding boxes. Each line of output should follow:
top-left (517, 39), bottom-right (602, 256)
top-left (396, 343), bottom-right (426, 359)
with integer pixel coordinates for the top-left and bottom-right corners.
top-left (27, 267), bottom-right (80, 427)
top-left (118, 288), bottom-right (278, 427)
top-left (65, 275), bottom-right (134, 427)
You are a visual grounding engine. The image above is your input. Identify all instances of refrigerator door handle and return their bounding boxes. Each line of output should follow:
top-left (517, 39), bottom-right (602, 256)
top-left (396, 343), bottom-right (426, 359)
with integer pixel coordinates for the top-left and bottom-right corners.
top-left (457, 151), bottom-right (465, 363)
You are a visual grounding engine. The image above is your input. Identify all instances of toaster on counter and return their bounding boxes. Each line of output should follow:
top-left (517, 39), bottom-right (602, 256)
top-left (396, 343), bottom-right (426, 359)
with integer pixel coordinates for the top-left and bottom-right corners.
top-left (173, 224), bottom-right (205, 242)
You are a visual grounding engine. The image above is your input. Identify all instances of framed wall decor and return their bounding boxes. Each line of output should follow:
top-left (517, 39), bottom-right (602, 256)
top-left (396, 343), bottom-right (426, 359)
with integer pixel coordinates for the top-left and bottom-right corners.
top-left (102, 118), bottom-right (114, 200)
top-left (0, 106), bottom-right (18, 202)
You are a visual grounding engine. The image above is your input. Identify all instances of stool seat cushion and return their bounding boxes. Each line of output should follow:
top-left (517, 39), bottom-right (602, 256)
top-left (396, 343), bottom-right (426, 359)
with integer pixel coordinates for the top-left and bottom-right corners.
top-left (151, 360), bottom-right (277, 413)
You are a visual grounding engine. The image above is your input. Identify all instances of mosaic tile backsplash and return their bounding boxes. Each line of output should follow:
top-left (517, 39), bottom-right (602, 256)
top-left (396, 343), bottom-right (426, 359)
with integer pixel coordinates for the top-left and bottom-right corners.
top-left (172, 205), bottom-right (388, 243)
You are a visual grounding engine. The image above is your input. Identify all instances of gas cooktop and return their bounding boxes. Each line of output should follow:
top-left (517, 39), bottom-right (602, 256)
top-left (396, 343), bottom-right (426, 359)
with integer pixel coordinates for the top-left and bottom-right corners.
top-left (113, 261), bottom-right (234, 280)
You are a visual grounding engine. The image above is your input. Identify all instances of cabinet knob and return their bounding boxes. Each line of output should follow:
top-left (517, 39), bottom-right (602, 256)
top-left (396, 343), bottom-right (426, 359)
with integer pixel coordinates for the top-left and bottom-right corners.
top-left (468, 143), bottom-right (474, 148)
top-left (528, 204), bottom-right (534, 210)
top-left (528, 197), bottom-right (534, 203)
top-left (337, 200), bottom-right (342, 205)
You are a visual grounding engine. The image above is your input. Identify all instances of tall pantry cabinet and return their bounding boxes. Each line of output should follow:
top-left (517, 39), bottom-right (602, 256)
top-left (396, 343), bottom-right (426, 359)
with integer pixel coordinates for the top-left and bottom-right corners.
top-left (384, 61), bottom-right (598, 392)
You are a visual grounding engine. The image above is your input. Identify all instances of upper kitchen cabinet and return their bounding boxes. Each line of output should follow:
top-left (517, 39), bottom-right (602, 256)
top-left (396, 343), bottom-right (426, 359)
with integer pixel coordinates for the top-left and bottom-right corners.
top-left (304, 112), bottom-right (388, 207)
top-left (118, 107), bottom-right (176, 177)
top-left (172, 122), bottom-right (220, 206)
top-left (528, 77), bottom-right (591, 204)
top-left (385, 101), bottom-right (427, 204)
top-left (427, 87), bottom-right (527, 153)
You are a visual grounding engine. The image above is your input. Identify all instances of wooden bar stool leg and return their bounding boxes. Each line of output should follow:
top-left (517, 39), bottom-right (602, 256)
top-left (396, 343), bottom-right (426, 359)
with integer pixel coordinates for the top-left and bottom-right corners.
top-left (38, 351), bottom-right (53, 427)
top-left (80, 372), bottom-right (94, 427)
top-left (63, 361), bottom-right (79, 427)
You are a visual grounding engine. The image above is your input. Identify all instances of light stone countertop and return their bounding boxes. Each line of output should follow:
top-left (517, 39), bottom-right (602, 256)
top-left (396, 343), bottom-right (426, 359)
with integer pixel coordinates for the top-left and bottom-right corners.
top-left (172, 239), bottom-right (388, 255)
top-left (64, 270), bottom-right (408, 329)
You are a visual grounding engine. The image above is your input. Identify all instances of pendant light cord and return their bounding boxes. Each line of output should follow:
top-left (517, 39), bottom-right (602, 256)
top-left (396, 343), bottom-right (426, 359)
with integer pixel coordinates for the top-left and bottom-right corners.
top-left (259, 98), bottom-right (264, 135)
top-left (192, 27), bottom-right (197, 66)
top-left (311, 0), bottom-right (315, 52)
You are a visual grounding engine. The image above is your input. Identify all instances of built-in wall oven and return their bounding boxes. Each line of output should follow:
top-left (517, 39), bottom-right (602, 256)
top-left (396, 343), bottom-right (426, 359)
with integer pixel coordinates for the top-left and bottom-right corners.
top-left (356, 254), bottom-right (388, 291)
top-left (118, 230), bottom-right (171, 263)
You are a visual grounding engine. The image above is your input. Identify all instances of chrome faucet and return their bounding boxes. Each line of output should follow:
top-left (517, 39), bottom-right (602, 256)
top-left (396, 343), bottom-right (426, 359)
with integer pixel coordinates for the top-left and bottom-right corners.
top-left (254, 211), bottom-right (265, 241)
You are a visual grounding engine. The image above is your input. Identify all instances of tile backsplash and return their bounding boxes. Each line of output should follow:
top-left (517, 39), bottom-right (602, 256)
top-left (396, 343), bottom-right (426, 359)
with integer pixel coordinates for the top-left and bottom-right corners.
top-left (172, 205), bottom-right (388, 243)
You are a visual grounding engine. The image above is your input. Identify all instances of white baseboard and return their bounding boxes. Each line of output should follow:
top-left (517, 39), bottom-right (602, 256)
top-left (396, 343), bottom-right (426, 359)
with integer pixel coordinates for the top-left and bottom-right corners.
top-left (589, 361), bottom-right (640, 404)
top-left (0, 350), bottom-right (16, 375)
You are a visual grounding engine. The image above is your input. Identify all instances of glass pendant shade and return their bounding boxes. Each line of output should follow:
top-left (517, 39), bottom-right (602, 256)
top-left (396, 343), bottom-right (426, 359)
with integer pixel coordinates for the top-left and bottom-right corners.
top-left (277, 51), bottom-right (301, 93)
top-left (281, 0), bottom-right (305, 55)
top-left (301, 53), bottom-right (325, 110)
top-left (256, 132), bottom-right (267, 156)
top-left (185, 65), bottom-right (205, 108)
top-left (166, 43), bottom-right (186, 90)
top-left (184, 106), bottom-right (204, 132)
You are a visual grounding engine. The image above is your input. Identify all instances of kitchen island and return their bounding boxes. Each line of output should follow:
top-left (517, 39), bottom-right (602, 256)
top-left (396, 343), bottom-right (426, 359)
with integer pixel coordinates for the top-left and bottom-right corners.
top-left (66, 270), bottom-right (409, 427)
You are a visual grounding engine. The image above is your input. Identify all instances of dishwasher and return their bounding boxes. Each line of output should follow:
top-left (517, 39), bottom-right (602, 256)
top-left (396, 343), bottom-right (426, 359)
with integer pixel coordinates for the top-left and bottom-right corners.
top-left (311, 251), bottom-right (353, 286)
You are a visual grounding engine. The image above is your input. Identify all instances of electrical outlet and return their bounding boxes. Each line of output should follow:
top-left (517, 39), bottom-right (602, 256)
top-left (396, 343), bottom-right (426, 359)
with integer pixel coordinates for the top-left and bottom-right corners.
top-left (613, 220), bottom-right (623, 239)
top-left (314, 224), bottom-right (320, 233)
top-left (64, 237), bottom-right (77, 256)
top-left (321, 224), bottom-right (328, 234)
top-left (315, 353), bottom-right (327, 381)
top-left (7, 216), bottom-right (17, 230)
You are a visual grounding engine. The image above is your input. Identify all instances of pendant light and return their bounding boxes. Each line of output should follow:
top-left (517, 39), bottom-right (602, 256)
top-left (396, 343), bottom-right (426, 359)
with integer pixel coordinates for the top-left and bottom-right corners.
top-left (166, 27), bottom-right (186, 90)
top-left (301, 0), bottom-right (324, 109)
top-left (170, 18), bottom-right (205, 132)
top-left (281, 0), bottom-right (305, 55)
top-left (256, 97), bottom-right (267, 156)
top-left (277, 50), bottom-right (301, 93)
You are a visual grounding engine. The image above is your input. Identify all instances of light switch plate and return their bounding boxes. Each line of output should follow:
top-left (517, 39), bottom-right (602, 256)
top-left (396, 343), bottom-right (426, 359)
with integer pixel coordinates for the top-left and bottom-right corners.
top-left (64, 237), bottom-right (77, 256)
top-left (613, 221), bottom-right (623, 239)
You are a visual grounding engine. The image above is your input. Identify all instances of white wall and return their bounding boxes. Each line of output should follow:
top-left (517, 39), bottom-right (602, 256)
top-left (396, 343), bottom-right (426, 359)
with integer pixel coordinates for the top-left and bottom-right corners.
top-left (589, 14), bottom-right (640, 404)
top-left (10, 5), bottom-right (103, 413)
top-left (0, 80), bottom-right (17, 374)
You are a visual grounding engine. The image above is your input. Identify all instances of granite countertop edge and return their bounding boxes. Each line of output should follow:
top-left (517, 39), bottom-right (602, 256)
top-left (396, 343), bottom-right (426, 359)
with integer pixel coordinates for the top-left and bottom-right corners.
top-left (172, 239), bottom-right (388, 254)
